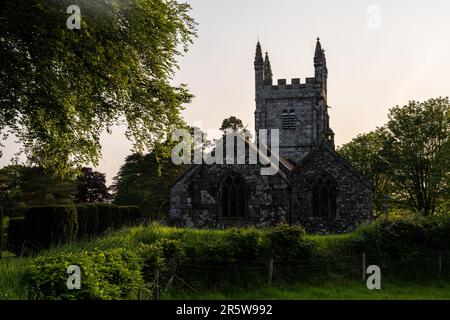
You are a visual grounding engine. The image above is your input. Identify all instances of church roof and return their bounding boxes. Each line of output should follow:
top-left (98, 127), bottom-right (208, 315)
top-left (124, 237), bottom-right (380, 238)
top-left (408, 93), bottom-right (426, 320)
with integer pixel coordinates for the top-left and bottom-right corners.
top-left (172, 136), bottom-right (294, 186)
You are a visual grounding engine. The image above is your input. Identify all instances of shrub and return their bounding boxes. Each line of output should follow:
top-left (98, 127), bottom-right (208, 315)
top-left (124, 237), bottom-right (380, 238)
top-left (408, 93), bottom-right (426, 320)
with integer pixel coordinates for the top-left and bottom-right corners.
top-left (128, 206), bottom-right (144, 224)
top-left (0, 207), bottom-right (4, 252)
top-left (110, 205), bottom-right (122, 228)
top-left (267, 223), bottom-right (311, 261)
top-left (96, 203), bottom-right (113, 233)
top-left (7, 217), bottom-right (25, 255)
top-left (119, 206), bottom-right (131, 226)
top-left (75, 204), bottom-right (99, 239)
top-left (26, 248), bottom-right (144, 300)
top-left (23, 206), bottom-right (78, 250)
top-left (140, 239), bottom-right (186, 283)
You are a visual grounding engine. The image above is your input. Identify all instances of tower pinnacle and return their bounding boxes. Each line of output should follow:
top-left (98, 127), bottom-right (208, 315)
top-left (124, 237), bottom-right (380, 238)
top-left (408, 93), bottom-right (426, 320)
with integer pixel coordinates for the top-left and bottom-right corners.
top-left (254, 41), bottom-right (264, 66)
top-left (264, 51), bottom-right (272, 85)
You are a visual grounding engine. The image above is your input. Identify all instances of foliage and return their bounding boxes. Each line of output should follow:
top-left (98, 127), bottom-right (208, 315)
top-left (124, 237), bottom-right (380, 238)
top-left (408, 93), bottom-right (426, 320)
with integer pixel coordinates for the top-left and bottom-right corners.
top-left (266, 224), bottom-right (311, 262)
top-left (0, 0), bottom-right (197, 175)
top-left (3, 216), bottom-right (450, 299)
top-left (0, 165), bottom-right (76, 213)
top-left (6, 217), bottom-right (25, 255)
top-left (75, 167), bottom-right (111, 203)
top-left (0, 207), bottom-right (4, 252)
top-left (382, 97), bottom-right (450, 215)
top-left (75, 204), bottom-right (99, 239)
top-left (112, 141), bottom-right (187, 219)
top-left (7, 204), bottom-right (142, 252)
top-left (339, 97), bottom-right (450, 216)
top-left (26, 248), bottom-right (144, 300)
top-left (220, 116), bottom-right (245, 132)
top-left (23, 206), bottom-right (79, 250)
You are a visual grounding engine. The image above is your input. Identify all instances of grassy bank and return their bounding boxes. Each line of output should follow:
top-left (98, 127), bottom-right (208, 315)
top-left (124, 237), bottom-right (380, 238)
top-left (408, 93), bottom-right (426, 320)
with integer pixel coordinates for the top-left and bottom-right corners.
top-left (0, 216), bottom-right (449, 300)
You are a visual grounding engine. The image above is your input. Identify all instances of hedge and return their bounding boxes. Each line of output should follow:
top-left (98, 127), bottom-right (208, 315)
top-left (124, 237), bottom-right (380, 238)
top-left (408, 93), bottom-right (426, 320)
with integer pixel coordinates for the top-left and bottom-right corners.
top-left (0, 207), bottom-right (4, 252)
top-left (7, 217), bottom-right (25, 255)
top-left (76, 204), bottom-right (99, 239)
top-left (6, 204), bottom-right (144, 253)
top-left (23, 206), bottom-right (78, 250)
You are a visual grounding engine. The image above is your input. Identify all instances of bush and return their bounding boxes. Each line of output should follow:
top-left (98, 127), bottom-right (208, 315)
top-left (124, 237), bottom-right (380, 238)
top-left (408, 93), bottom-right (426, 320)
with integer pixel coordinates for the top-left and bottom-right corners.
top-left (26, 248), bottom-right (145, 300)
top-left (23, 206), bottom-right (78, 250)
top-left (110, 205), bottom-right (122, 228)
top-left (0, 207), bottom-right (4, 252)
top-left (128, 206), bottom-right (144, 224)
top-left (96, 203), bottom-right (113, 233)
top-left (7, 217), bottom-right (25, 255)
top-left (75, 204), bottom-right (99, 239)
top-left (119, 206), bottom-right (131, 226)
top-left (267, 223), bottom-right (311, 261)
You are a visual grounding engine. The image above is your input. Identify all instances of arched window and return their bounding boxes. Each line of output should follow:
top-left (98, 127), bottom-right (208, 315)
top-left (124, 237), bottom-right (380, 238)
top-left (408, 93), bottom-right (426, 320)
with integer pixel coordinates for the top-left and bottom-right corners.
top-left (282, 109), bottom-right (296, 130)
top-left (311, 173), bottom-right (337, 218)
top-left (221, 173), bottom-right (246, 218)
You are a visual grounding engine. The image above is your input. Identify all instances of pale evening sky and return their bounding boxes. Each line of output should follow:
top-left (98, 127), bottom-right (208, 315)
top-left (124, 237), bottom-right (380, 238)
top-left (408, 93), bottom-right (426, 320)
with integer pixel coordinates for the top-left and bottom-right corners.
top-left (1, 0), bottom-right (450, 184)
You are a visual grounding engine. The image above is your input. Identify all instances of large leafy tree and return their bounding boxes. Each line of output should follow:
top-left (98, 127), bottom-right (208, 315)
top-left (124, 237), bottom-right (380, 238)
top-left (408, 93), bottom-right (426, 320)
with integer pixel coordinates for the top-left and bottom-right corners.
top-left (0, 0), bottom-right (196, 176)
top-left (383, 97), bottom-right (450, 215)
top-left (340, 97), bottom-right (450, 216)
top-left (75, 167), bottom-right (111, 203)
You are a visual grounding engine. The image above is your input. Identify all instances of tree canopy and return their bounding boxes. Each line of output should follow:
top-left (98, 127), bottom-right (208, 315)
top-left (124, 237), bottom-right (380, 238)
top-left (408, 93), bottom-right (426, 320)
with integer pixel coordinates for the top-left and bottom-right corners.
top-left (75, 167), bottom-right (111, 203)
top-left (339, 97), bottom-right (450, 216)
top-left (112, 141), bottom-right (187, 219)
top-left (0, 0), bottom-right (197, 176)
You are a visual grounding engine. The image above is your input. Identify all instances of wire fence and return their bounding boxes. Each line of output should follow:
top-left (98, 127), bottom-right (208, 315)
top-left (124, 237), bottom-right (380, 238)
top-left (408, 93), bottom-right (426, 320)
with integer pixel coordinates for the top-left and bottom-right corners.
top-left (141, 250), bottom-right (450, 299)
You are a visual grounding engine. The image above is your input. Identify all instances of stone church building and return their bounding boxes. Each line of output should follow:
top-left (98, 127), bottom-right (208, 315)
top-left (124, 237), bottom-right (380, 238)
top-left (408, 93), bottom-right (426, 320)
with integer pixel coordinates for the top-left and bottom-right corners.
top-left (170, 39), bottom-right (373, 234)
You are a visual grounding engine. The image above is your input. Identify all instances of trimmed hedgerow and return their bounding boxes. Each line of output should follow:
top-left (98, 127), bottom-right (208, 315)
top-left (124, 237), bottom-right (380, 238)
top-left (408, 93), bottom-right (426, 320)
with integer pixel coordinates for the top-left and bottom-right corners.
top-left (96, 203), bottom-right (113, 233)
top-left (7, 217), bottom-right (25, 255)
top-left (128, 206), bottom-right (144, 224)
top-left (119, 206), bottom-right (131, 226)
top-left (23, 206), bottom-right (78, 250)
top-left (0, 207), bottom-right (4, 253)
top-left (75, 204), bottom-right (99, 239)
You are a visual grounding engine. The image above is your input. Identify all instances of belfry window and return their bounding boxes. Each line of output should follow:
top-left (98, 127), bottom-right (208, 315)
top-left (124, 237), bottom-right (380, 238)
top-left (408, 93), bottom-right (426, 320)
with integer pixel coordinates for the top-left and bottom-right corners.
top-left (221, 173), bottom-right (246, 218)
top-left (312, 173), bottom-right (337, 218)
top-left (282, 109), bottom-right (296, 129)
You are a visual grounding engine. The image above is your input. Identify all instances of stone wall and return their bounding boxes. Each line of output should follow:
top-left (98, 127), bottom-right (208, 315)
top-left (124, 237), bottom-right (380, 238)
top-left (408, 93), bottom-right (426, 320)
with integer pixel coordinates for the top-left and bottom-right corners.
top-left (170, 162), bottom-right (290, 229)
top-left (289, 145), bottom-right (374, 234)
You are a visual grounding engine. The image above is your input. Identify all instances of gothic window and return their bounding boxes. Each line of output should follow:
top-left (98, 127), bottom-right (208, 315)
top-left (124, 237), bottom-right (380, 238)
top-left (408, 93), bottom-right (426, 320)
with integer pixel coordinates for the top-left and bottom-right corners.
top-left (282, 109), bottom-right (296, 130)
top-left (221, 173), bottom-right (246, 218)
top-left (311, 173), bottom-right (337, 218)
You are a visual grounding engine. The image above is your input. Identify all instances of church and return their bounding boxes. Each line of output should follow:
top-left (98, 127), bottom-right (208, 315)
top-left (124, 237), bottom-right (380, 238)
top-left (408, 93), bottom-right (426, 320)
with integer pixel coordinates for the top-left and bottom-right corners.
top-left (169, 39), bottom-right (373, 234)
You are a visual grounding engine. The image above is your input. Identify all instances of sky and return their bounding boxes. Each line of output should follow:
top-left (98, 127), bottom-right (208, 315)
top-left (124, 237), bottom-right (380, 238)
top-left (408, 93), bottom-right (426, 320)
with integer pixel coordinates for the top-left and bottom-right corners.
top-left (1, 0), bottom-right (450, 185)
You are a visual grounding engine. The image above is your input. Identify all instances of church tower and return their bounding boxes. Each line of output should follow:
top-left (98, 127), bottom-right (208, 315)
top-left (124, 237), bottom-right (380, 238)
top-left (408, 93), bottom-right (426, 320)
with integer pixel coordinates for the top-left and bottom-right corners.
top-left (254, 38), bottom-right (335, 164)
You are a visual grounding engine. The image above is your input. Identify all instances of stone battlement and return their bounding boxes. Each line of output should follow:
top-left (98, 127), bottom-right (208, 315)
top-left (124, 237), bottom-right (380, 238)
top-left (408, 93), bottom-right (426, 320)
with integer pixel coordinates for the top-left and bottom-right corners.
top-left (258, 77), bottom-right (318, 99)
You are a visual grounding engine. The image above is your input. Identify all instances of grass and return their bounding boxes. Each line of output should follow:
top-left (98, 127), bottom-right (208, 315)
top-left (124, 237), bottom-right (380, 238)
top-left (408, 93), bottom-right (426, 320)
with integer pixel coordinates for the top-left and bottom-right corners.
top-left (0, 256), bottom-right (29, 300)
top-left (164, 280), bottom-right (450, 300)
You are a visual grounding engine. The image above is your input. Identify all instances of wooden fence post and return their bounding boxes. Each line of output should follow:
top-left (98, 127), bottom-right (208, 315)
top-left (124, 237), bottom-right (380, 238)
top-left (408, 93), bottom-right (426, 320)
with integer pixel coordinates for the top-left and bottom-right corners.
top-left (362, 253), bottom-right (366, 282)
top-left (268, 258), bottom-right (274, 286)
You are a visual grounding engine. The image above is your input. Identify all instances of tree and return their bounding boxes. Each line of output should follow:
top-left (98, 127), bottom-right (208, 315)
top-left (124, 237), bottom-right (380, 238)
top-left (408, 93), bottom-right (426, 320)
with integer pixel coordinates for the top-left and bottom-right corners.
top-left (0, 0), bottom-right (196, 176)
top-left (112, 141), bottom-right (187, 219)
top-left (75, 167), bottom-right (111, 203)
top-left (338, 129), bottom-right (392, 217)
top-left (220, 116), bottom-right (245, 132)
top-left (382, 98), bottom-right (450, 215)
top-left (0, 165), bottom-right (77, 212)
